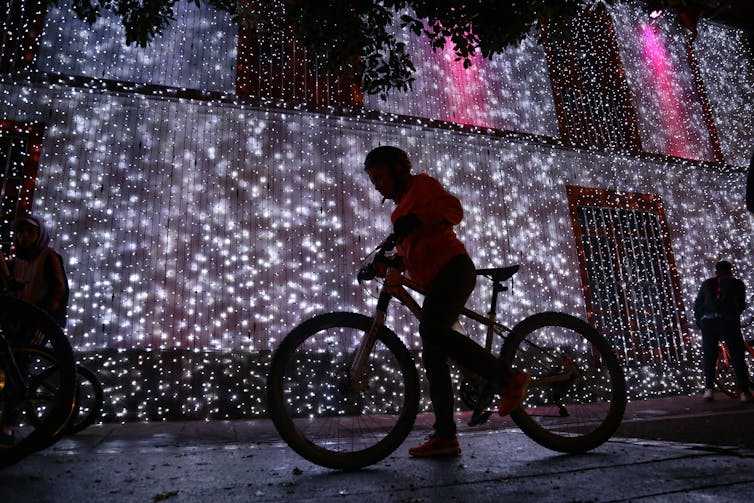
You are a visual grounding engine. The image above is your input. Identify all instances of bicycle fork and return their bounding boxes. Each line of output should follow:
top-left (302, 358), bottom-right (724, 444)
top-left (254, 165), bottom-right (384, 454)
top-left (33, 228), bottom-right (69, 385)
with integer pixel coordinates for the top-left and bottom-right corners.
top-left (350, 277), bottom-right (422, 391)
top-left (349, 309), bottom-right (384, 391)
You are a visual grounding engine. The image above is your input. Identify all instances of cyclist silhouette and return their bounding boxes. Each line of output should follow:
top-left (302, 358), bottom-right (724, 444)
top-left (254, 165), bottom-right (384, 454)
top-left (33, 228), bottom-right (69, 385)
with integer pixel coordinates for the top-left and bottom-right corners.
top-left (364, 146), bottom-right (529, 457)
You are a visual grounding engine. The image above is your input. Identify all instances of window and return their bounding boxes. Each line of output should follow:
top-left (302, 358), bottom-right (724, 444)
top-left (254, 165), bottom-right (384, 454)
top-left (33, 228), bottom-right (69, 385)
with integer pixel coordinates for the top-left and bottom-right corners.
top-left (543, 8), bottom-right (641, 151)
top-left (566, 185), bottom-right (692, 367)
top-left (0, 121), bottom-right (44, 251)
top-left (1, 0), bottom-right (46, 73)
top-left (236, 3), bottom-right (362, 107)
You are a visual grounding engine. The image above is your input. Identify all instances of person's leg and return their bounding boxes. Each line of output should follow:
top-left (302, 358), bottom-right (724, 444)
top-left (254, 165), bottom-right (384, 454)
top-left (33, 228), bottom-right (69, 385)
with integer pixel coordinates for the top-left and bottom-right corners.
top-left (720, 320), bottom-right (751, 394)
top-left (701, 320), bottom-right (720, 391)
top-left (418, 254), bottom-right (478, 439)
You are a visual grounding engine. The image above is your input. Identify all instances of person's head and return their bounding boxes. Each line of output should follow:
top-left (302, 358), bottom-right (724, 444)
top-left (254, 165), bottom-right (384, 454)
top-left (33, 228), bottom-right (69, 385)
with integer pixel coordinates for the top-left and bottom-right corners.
top-left (364, 146), bottom-right (412, 202)
top-left (12, 214), bottom-right (49, 257)
top-left (715, 260), bottom-right (733, 276)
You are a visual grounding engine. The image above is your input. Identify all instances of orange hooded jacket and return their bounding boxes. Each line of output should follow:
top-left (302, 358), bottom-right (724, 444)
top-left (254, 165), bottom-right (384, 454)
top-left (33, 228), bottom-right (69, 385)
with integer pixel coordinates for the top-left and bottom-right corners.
top-left (391, 173), bottom-right (468, 288)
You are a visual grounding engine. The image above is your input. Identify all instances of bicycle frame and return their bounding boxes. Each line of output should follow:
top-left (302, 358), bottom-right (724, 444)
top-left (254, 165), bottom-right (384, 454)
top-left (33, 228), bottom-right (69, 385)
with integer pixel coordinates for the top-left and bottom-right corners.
top-left (349, 266), bottom-right (575, 391)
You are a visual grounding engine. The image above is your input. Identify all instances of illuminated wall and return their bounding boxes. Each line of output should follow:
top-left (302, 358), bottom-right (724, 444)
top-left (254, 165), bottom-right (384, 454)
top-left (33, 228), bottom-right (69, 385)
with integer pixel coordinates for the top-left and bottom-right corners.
top-left (693, 22), bottom-right (754, 167)
top-left (364, 27), bottom-right (559, 135)
top-left (611, 2), bottom-right (723, 162)
top-left (37, 2), bottom-right (236, 93)
top-left (1, 2), bottom-right (752, 419)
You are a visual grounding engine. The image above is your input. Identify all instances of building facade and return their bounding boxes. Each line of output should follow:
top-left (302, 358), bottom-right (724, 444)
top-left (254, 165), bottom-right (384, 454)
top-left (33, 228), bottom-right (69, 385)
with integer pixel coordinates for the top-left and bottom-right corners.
top-left (1, 1), bottom-right (752, 420)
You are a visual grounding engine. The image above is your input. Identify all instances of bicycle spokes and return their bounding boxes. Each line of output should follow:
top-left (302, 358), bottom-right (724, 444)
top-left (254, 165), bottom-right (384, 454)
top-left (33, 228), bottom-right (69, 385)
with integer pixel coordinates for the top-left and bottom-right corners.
top-left (267, 312), bottom-right (420, 469)
top-left (503, 313), bottom-right (626, 453)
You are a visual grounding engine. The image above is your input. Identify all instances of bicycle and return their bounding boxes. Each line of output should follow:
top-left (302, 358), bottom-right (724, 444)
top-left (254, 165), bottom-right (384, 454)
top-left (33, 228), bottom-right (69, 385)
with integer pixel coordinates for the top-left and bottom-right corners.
top-left (715, 318), bottom-right (754, 398)
top-left (0, 296), bottom-right (77, 468)
top-left (267, 234), bottom-right (627, 470)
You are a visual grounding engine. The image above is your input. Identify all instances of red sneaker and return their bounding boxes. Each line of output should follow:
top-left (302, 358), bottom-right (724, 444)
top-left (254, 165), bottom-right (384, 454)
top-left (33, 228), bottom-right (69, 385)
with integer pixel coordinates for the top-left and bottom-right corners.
top-left (498, 369), bottom-right (531, 416)
top-left (408, 434), bottom-right (461, 457)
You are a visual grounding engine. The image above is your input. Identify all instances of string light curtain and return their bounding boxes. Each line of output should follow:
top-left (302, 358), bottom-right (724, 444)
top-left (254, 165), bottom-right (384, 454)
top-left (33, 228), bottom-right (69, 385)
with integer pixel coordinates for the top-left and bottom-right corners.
top-left (610, 2), bottom-right (721, 162)
top-left (0, 2), bottom-right (751, 420)
top-left (363, 18), bottom-right (559, 135)
top-left (567, 185), bottom-right (694, 397)
top-left (691, 22), bottom-right (754, 167)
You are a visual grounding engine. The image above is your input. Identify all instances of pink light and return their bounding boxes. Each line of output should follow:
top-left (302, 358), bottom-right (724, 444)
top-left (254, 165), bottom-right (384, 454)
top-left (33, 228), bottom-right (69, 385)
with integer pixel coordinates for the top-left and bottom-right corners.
top-left (649, 10), bottom-right (663, 19)
top-left (640, 23), bottom-right (696, 159)
top-left (432, 39), bottom-right (493, 128)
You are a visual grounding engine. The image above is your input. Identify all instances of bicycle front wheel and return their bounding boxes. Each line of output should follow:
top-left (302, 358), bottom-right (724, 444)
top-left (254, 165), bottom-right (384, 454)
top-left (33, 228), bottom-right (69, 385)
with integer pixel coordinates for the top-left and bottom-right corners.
top-left (501, 312), bottom-right (626, 453)
top-left (266, 312), bottom-right (420, 470)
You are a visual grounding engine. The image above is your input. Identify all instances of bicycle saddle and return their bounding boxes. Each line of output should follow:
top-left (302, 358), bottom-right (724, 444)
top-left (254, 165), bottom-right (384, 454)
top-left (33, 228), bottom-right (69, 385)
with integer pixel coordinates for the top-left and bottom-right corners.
top-left (476, 265), bottom-right (520, 283)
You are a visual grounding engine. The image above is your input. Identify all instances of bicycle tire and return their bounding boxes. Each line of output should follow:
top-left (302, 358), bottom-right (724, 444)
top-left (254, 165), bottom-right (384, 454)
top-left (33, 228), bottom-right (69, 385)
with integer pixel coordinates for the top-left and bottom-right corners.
top-left (15, 353), bottom-right (104, 436)
top-left (715, 344), bottom-right (754, 398)
top-left (11, 346), bottom-right (70, 440)
top-left (66, 364), bottom-right (104, 435)
top-left (267, 312), bottom-right (420, 470)
top-left (0, 297), bottom-right (77, 468)
top-left (500, 312), bottom-right (627, 454)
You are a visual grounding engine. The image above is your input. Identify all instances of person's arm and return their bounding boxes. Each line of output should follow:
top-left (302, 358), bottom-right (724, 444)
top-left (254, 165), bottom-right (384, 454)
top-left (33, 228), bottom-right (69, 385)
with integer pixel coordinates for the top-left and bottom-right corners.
top-left (42, 251), bottom-right (68, 314)
top-left (693, 283), bottom-right (705, 326)
top-left (735, 280), bottom-right (747, 316)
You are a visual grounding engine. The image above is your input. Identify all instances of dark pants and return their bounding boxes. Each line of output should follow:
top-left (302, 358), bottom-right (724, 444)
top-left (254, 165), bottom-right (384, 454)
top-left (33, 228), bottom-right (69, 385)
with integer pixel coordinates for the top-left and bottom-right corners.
top-left (419, 254), bottom-right (505, 439)
top-left (701, 318), bottom-right (750, 392)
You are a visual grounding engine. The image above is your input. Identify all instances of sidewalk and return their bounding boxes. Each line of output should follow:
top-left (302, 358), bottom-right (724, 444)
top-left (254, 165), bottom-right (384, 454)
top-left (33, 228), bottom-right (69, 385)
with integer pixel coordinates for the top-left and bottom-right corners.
top-left (27, 392), bottom-right (753, 449)
top-left (2, 393), bottom-right (754, 502)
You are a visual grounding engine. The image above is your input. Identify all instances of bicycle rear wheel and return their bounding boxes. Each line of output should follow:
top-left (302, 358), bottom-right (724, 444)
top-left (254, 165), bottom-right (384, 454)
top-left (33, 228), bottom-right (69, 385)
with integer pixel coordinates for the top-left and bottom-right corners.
top-left (0, 297), bottom-right (76, 468)
top-left (500, 312), bottom-right (626, 453)
top-left (267, 312), bottom-right (420, 470)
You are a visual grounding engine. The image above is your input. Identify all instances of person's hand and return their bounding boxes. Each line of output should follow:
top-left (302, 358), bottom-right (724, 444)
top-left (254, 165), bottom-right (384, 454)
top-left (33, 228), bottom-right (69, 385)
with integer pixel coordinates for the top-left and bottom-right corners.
top-left (393, 213), bottom-right (421, 239)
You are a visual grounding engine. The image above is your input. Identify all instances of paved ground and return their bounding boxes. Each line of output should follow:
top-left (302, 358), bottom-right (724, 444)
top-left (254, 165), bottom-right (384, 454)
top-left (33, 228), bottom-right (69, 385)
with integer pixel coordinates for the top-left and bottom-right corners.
top-left (2, 394), bottom-right (754, 502)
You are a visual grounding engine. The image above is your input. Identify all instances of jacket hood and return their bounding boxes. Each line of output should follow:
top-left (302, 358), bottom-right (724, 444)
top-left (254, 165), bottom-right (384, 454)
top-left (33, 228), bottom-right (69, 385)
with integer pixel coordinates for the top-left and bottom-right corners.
top-left (13, 214), bottom-right (51, 259)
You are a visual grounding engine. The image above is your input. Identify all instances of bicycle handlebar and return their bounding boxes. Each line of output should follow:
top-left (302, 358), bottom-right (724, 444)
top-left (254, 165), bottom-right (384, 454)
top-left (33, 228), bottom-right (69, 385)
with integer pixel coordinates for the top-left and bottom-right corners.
top-left (357, 233), bottom-right (401, 283)
top-left (377, 233), bottom-right (401, 253)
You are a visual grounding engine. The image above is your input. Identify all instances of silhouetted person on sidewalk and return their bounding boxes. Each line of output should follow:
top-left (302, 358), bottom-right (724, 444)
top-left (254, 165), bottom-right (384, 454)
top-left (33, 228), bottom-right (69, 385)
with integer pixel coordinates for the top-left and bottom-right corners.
top-left (694, 260), bottom-right (751, 402)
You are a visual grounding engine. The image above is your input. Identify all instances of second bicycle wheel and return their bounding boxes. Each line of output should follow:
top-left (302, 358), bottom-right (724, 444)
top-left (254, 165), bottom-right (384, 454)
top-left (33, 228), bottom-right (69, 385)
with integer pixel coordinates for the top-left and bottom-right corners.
top-left (267, 312), bottom-right (420, 470)
top-left (715, 343), bottom-right (754, 398)
top-left (500, 312), bottom-right (626, 453)
top-left (18, 354), bottom-right (104, 437)
top-left (66, 364), bottom-right (104, 435)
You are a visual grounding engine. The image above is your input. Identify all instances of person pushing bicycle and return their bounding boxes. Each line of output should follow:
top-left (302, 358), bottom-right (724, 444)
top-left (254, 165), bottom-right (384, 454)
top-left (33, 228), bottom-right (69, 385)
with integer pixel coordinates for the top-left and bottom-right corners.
top-left (694, 260), bottom-right (752, 403)
top-left (363, 146), bottom-right (530, 457)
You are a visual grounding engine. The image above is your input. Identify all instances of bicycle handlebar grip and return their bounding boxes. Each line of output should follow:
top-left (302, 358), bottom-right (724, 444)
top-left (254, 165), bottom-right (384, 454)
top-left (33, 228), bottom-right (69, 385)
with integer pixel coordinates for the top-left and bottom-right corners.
top-left (357, 265), bottom-right (377, 282)
top-left (378, 233), bottom-right (399, 251)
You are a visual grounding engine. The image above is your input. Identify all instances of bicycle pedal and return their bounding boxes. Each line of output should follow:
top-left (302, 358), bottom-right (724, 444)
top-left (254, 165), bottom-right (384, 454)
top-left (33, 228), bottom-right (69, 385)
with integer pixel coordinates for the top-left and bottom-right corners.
top-left (468, 410), bottom-right (493, 426)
